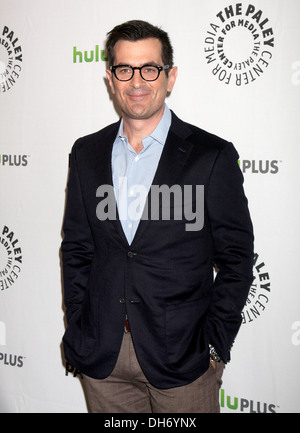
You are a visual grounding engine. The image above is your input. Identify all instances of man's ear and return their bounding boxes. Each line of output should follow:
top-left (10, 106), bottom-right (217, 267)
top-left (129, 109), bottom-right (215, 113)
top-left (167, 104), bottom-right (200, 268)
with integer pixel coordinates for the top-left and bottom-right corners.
top-left (106, 69), bottom-right (115, 95)
top-left (167, 66), bottom-right (178, 93)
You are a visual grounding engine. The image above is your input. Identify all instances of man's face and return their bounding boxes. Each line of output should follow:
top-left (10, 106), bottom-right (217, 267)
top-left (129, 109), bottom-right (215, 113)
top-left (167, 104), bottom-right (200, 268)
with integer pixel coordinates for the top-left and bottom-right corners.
top-left (106, 38), bottom-right (177, 121)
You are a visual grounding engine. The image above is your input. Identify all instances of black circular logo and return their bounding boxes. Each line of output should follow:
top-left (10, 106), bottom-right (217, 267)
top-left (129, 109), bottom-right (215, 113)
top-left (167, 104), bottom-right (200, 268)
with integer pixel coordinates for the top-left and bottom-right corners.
top-left (0, 25), bottom-right (23, 93)
top-left (204, 4), bottom-right (275, 86)
top-left (242, 253), bottom-right (271, 324)
top-left (0, 225), bottom-right (22, 291)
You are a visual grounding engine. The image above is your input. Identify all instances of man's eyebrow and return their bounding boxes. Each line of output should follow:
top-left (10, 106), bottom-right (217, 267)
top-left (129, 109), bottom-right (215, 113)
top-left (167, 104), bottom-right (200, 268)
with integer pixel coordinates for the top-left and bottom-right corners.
top-left (115, 62), bottom-right (160, 67)
top-left (141, 62), bottom-right (160, 66)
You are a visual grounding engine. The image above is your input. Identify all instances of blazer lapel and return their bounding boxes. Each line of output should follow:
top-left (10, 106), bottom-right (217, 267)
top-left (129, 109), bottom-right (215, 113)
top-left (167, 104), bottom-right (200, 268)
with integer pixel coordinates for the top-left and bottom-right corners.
top-left (152, 130), bottom-right (193, 186)
top-left (131, 113), bottom-right (194, 245)
top-left (94, 120), bottom-right (130, 246)
top-left (93, 113), bottom-right (194, 247)
top-left (94, 122), bottom-right (119, 188)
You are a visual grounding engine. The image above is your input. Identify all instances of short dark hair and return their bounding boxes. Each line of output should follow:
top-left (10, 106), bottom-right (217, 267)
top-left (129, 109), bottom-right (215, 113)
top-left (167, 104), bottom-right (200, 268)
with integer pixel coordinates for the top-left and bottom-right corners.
top-left (105, 20), bottom-right (174, 71)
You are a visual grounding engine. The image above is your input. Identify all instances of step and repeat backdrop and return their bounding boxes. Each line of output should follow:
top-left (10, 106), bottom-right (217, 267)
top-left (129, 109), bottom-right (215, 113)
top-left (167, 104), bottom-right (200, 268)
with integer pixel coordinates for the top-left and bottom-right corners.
top-left (0, 0), bottom-right (300, 413)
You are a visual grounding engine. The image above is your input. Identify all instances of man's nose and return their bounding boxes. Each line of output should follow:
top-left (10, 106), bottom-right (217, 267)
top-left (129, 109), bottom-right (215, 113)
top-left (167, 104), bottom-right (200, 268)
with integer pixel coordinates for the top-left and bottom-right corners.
top-left (130, 69), bottom-right (144, 87)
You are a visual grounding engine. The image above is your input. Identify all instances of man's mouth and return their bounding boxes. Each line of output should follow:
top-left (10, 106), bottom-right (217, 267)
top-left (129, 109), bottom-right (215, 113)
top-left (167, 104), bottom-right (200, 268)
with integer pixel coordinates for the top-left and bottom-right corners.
top-left (126, 90), bottom-right (150, 99)
top-left (129, 93), bottom-right (148, 96)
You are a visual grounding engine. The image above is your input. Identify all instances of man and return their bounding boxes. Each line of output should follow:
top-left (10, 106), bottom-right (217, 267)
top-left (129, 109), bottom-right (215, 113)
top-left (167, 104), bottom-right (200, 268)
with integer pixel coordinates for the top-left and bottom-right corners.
top-left (61, 20), bottom-right (254, 413)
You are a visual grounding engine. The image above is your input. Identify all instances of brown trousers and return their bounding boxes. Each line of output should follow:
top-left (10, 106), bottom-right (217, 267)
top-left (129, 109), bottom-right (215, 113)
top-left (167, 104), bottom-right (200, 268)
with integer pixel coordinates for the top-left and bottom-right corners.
top-left (82, 333), bottom-right (224, 413)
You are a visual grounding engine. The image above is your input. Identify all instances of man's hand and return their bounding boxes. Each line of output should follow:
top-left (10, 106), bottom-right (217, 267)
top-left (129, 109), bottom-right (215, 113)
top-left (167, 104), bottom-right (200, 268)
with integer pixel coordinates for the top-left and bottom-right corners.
top-left (210, 359), bottom-right (216, 369)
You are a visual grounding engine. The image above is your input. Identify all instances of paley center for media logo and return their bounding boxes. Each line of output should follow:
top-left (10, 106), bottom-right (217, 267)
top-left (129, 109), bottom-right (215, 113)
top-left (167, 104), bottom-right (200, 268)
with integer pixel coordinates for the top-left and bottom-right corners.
top-left (0, 25), bottom-right (23, 93)
top-left (0, 225), bottom-right (22, 292)
top-left (242, 252), bottom-right (271, 324)
top-left (204, 3), bottom-right (275, 86)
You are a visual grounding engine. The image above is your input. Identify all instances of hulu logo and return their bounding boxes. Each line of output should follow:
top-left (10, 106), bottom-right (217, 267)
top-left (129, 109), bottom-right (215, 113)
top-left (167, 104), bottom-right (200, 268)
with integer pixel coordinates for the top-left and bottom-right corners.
top-left (73, 46), bottom-right (107, 63)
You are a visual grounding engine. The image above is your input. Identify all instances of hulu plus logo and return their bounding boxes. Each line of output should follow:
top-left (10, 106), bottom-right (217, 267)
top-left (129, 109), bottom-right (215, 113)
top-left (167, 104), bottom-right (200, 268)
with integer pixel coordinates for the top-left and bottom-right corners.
top-left (0, 321), bottom-right (5, 345)
top-left (73, 46), bottom-right (107, 63)
top-left (220, 389), bottom-right (277, 413)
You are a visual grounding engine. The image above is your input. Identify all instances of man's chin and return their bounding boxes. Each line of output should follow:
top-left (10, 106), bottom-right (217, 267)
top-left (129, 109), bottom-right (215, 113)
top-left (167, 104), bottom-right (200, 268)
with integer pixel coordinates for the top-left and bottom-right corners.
top-left (122, 105), bottom-right (164, 121)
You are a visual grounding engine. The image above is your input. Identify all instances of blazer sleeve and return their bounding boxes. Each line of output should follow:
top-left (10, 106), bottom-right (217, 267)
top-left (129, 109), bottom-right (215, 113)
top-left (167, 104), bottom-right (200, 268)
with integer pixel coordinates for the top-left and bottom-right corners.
top-left (206, 141), bottom-right (254, 362)
top-left (61, 142), bottom-right (95, 323)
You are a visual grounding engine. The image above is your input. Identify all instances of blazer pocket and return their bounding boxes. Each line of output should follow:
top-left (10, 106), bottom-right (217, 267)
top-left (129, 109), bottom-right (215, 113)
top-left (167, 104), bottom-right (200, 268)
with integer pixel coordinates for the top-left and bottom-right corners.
top-left (63, 305), bottom-right (96, 360)
top-left (165, 298), bottom-right (209, 371)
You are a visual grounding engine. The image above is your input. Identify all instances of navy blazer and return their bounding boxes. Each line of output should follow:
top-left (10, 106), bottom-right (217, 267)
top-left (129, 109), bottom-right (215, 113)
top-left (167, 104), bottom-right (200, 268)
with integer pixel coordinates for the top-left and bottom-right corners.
top-left (61, 111), bottom-right (254, 388)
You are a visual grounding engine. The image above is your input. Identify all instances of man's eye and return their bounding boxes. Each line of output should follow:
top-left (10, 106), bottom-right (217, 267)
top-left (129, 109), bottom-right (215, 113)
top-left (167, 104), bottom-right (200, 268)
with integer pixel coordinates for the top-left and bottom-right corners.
top-left (119, 67), bottom-right (131, 74)
top-left (143, 67), bottom-right (156, 73)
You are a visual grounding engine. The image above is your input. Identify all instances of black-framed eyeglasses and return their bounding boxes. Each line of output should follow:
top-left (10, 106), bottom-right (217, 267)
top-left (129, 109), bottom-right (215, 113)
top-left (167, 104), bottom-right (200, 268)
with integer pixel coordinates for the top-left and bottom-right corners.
top-left (110, 64), bottom-right (170, 82)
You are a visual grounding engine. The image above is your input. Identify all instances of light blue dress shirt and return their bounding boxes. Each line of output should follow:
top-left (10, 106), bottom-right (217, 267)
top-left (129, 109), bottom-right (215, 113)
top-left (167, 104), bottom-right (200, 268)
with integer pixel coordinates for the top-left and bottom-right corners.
top-left (112, 104), bottom-right (172, 244)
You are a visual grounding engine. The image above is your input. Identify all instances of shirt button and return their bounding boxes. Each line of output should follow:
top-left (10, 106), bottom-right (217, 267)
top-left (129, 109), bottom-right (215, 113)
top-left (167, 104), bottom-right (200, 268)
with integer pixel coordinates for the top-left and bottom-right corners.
top-left (119, 297), bottom-right (125, 304)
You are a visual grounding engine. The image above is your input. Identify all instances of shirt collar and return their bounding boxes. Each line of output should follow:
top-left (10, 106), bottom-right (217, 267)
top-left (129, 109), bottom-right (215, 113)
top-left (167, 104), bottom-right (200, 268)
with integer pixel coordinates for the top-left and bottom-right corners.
top-left (117, 104), bottom-right (171, 148)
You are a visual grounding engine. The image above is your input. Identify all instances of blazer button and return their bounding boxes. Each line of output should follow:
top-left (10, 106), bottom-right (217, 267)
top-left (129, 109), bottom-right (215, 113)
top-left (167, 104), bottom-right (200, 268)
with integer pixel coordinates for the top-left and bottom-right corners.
top-left (127, 251), bottom-right (136, 258)
top-left (119, 297), bottom-right (125, 304)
